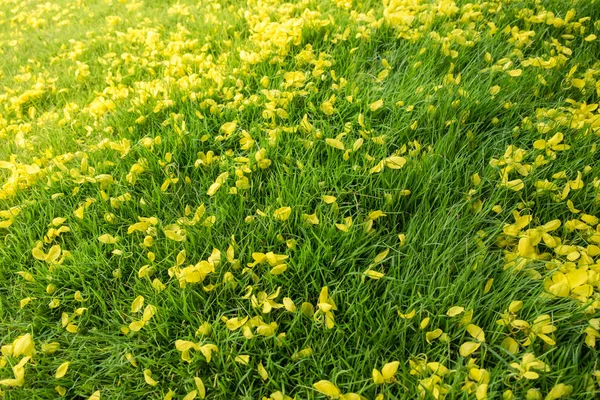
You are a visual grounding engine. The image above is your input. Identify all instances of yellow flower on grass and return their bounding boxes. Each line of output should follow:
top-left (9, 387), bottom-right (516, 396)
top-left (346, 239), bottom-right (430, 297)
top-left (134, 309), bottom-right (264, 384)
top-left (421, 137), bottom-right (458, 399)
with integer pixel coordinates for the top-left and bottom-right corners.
top-left (207, 172), bottom-right (229, 196)
top-left (489, 85), bottom-right (501, 95)
top-left (175, 340), bottom-right (218, 363)
top-left (182, 390), bottom-right (197, 400)
top-left (0, 356), bottom-right (30, 387)
top-left (32, 244), bottom-right (61, 263)
top-left (235, 355), bottom-right (250, 365)
top-left (320, 99), bottom-right (335, 115)
top-left (257, 361), bottom-right (269, 380)
top-left (509, 353), bottom-right (549, 380)
top-left (255, 149), bottom-right (272, 169)
top-left (315, 286), bottom-right (337, 329)
top-left (125, 353), bottom-right (137, 367)
top-left (303, 213), bottom-right (319, 225)
top-left (220, 121), bottom-right (237, 136)
top-left (544, 269), bottom-right (591, 300)
top-left (545, 384), bottom-right (573, 400)
top-left (373, 361), bottom-right (399, 384)
top-left (336, 216), bottom-right (353, 232)
top-left (163, 224), bottom-right (186, 241)
top-left (7, 333), bottom-right (36, 357)
top-left (129, 305), bottom-right (157, 332)
top-left (273, 206), bottom-right (291, 221)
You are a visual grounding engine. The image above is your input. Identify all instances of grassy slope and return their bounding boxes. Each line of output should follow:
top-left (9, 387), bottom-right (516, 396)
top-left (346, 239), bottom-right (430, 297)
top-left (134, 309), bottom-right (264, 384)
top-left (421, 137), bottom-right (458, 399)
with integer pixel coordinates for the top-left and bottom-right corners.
top-left (1, 0), bottom-right (600, 399)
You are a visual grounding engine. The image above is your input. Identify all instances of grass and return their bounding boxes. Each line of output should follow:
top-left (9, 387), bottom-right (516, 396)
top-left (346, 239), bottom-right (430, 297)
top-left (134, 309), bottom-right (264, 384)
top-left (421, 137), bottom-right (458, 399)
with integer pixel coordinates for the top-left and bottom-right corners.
top-left (1, 0), bottom-right (600, 399)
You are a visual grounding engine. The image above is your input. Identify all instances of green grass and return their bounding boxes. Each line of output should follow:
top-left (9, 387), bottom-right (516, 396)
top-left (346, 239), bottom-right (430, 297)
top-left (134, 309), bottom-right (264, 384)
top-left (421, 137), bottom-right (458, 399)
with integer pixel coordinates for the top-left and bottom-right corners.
top-left (1, 0), bottom-right (600, 399)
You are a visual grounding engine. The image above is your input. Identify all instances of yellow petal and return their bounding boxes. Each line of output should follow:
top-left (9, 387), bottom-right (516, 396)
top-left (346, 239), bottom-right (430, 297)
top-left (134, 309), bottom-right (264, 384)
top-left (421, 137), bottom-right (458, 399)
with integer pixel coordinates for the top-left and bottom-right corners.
top-left (142, 305), bottom-right (157, 321)
top-left (381, 361), bottom-right (400, 380)
top-left (500, 337), bottom-right (519, 354)
top-left (363, 269), bottom-right (385, 280)
top-left (258, 362), bottom-right (268, 381)
top-left (303, 213), bottom-right (320, 225)
top-left (125, 353), bottom-right (138, 367)
top-left (313, 380), bottom-right (341, 399)
top-left (164, 229), bottom-right (186, 241)
top-left (484, 278), bottom-right (493, 294)
top-left (373, 249), bottom-right (390, 263)
top-left (426, 329), bottom-right (443, 344)
top-left (234, 355), bottom-right (250, 365)
top-left (565, 269), bottom-right (587, 289)
top-left (273, 207), bottom-right (292, 221)
top-left (446, 306), bottom-right (464, 317)
top-left (325, 138), bottom-right (345, 151)
top-left (459, 341), bottom-right (481, 357)
top-left (88, 391), bottom-right (101, 400)
top-left (182, 390), bottom-right (197, 400)
top-left (55, 362), bottom-right (70, 379)
top-left (369, 99), bottom-right (384, 111)
top-left (131, 295), bottom-right (144, 313)
top-left (12, 333), bottom-right (35, 357)
top-left (73, 206), bottom-right (85, 220)
top-left (398, 309), bottom-right (416, 319)
top-left (194, 377), bottom-right (206, 399)
top-left (42, 342), bottom-right (60, 354)
top-left (129, 320), bottom-right (145, 331)
top-left (323, 195), bottom-right (337, 204)
top-left (546, 279), bottom-right (569, 298)
top-left (546, 383), bottom-right (572, 399)
top-left (98, 234), bottom-right (118, 244)
top-left (522, 371), bottom-right (539, 380)
top-left (384, 156), bottom-right (406, 169)
top-left (507, 69), bottom-right (522, 77)
top-left (508, 301), bottom-right (523, 313)
top-left (32, 247), bottom-right (46, 261)
top-left (270, 264), bottom-right (287, 275)
top-left (372, 369), bottom-right (384, 385)
top-left (46, 245), bottom-right (61, 263)
top-left (466, 324), bottom-right (485, 342)
top-left (143, 369), bottom-right (158, 386)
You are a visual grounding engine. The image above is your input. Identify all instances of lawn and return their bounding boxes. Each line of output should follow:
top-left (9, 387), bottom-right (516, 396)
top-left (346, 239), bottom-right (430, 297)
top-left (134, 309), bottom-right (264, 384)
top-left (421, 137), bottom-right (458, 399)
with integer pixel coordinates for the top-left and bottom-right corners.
top-left (1, 0), bottom-right (600, 399)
